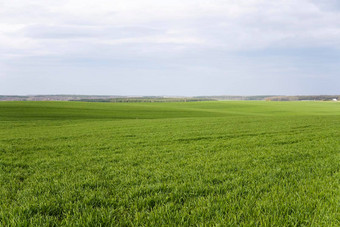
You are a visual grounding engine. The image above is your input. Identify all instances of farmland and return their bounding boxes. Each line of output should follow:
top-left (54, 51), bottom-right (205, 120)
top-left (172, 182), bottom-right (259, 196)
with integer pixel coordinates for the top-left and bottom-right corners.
top-left (0, 101), bottom-right (339, 226)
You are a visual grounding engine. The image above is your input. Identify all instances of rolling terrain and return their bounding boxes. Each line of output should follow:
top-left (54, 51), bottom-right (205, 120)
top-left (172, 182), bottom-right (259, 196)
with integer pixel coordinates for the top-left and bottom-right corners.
top-left (0, 101), bottom-right (339, 226)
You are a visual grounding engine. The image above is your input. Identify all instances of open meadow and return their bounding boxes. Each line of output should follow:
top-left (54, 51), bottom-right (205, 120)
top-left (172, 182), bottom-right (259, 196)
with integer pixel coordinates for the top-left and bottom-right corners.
top-left (0, 101), bottom-right (339, 226)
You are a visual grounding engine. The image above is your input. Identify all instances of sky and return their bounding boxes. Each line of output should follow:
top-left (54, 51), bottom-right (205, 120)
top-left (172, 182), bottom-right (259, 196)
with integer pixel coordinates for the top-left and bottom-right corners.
top-left (0, 0), bottom-right (339, 96)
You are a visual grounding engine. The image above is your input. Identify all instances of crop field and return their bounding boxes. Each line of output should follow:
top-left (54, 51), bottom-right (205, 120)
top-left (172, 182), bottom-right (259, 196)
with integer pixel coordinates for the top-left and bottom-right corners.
top-left (0, 101), bottom-right (339, 226)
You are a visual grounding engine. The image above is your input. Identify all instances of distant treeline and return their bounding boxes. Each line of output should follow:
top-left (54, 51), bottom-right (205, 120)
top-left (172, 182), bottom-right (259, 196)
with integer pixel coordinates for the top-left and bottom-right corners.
top-left (1, 95), bottom-right (339, 102)
top-left (0, 95), bottom-right (122, 101)
top-left (265, 95), bottom-right (339, 101)
top-left (71, 98), bottom-right (217, 103)
top-left (196, 96), bottom-right (274, 101)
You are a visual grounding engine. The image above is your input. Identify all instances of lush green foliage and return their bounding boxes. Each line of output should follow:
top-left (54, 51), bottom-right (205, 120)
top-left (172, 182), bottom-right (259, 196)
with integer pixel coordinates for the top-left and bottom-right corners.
top-left (0, 101), bottom-right (339, 226)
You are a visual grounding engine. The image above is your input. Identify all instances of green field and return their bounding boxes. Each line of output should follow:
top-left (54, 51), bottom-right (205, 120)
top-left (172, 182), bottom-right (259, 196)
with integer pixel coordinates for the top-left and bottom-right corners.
top-left (0, 101), bottom-right (339, 226)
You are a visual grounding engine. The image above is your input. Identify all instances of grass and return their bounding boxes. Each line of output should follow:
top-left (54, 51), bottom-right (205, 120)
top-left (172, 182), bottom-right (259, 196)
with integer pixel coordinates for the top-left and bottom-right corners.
top-left (0, 101), bottom-right (339, 226)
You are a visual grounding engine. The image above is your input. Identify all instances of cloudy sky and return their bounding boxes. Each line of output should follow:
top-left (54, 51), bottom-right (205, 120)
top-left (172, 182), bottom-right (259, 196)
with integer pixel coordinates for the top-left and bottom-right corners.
top-left (0, 0), bottom-right (339, 96)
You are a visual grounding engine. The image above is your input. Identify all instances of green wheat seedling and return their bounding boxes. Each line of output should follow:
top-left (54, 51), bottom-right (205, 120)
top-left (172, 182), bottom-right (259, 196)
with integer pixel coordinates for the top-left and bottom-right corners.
top-left (0, 101), bottom-right (339, 226)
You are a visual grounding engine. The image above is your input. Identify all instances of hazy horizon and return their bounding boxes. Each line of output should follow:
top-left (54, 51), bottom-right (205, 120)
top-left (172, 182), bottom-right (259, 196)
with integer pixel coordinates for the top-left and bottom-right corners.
top-left (1, 0), bottom-right (339, 96)
top-left (1, 94), bottom-right (339, 97)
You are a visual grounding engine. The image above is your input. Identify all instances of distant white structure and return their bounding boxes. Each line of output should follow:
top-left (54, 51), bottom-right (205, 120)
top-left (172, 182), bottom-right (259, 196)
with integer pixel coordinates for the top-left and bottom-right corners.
top-left (333, 99), bottom-right (338, 101)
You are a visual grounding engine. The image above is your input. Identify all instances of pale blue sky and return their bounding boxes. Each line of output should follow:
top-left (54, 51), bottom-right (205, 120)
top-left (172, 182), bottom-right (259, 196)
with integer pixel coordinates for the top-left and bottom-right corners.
top-left (0, 0), bottom-right (339, 96)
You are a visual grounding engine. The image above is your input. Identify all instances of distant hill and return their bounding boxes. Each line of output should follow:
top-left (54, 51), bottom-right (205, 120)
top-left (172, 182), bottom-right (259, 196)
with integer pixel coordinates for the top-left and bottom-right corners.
top-left (0, 95), bottom-right (123, 101)
top-left (0, 95), bottom-right (338, 102)
top-left (264, 95), bottom-right (339, 101)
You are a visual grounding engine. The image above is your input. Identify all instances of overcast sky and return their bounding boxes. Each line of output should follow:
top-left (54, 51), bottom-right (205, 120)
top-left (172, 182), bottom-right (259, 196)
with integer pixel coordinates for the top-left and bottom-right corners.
top-left (0, 0), bottom-right (339, 96)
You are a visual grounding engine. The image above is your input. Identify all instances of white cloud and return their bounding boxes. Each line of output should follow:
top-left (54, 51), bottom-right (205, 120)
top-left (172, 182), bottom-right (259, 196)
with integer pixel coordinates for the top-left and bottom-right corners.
top-left (0, 0), bottom-right (339, 95)
top-left (1, 0), bottom-right (340, 58)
